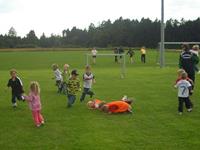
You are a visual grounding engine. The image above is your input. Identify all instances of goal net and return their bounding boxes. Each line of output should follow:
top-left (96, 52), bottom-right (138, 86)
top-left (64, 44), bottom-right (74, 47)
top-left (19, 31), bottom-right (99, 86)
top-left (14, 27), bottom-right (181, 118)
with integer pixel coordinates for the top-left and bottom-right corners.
top-left (86, 53), bottom-right (126, 78)
top-left (156, 42), bottom-right (200, 66)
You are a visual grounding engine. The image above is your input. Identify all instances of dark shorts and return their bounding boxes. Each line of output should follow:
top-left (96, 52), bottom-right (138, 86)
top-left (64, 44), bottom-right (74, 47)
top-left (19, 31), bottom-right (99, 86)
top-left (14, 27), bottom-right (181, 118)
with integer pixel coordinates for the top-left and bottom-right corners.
top-left (92, 55), bottom-right (97, 58)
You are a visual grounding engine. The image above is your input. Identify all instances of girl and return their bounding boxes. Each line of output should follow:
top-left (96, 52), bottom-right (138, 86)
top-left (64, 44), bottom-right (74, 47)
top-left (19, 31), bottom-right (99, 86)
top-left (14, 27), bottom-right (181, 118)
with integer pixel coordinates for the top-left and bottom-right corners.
top-left (62, 64), bottom-right (70, 94)
top-left (24, 81), bottom-right (44, 127)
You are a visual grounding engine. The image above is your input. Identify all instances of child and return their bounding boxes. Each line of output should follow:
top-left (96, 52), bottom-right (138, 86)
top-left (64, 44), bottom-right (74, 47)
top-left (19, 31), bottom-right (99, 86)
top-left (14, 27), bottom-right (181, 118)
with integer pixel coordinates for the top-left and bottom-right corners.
top-left (7, 69), bottom-right (24, 108)
top-left (91, 47), bottom-right (98, 64)
top-left (52, 64), bottom-right (63, 93)
top-left (174, 72), bottom-right (192, 115)
top-left (80, 65), bottom-right (95, 102)
top-left (100, 101), bottom-right (132, 114)
top-left (62, 64), bottom-right (70, 94)
top-left (67, 70), bottom-right (81, 107)
top-left (190, 45), bottom-right (200, 74)
top-left (23, 81), bottom-right (44, 127)
top-left (141, 46), bottom-right (146, 63)
top-left (127, 48), bottom-right (135, 63)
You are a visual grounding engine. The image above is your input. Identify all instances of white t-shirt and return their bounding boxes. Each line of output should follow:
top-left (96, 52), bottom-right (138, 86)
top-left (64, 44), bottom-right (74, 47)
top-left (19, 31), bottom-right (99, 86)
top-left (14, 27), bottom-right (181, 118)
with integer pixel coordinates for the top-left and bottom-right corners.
top-left (54, 69), bottom-right (63, 81)
top-left (190, 49), bottom-right (199, 56)
top-left (91, 49), bottom-right (97, 56)
top-left (175, 79), bottom-right (191, 98)
top-left (83, 73), bottom-right (94, 88)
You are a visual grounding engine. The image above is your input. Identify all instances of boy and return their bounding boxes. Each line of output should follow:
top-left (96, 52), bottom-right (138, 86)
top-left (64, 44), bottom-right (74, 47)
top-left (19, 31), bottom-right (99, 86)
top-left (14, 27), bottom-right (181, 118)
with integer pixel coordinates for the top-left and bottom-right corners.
top-left (100, 101), bottom-right (132, 114)
top-left (52, 64), bottom-right (63, 93)
top-left (141, 46), bottom-right (146, 63)
top-left (80, 65), bottom-right (95, 102)
top-left (174, 72), bottom-right (192, 115)
top-left (62, 64), bottom-right (70, 94)
top-left (67, 70), bottom-right (81, 107)
top-left (7, 69), bottom-right (24, 108)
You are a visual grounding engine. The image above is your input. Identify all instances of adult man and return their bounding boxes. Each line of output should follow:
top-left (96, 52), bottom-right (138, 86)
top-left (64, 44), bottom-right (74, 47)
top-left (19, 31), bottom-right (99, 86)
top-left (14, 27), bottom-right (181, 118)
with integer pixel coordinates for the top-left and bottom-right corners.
top-left (179, 44), bottom-right (199, 82)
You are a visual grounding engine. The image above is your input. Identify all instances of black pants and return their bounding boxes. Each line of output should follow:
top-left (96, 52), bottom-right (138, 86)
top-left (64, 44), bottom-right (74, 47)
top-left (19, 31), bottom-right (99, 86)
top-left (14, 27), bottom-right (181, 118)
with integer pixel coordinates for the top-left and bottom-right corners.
top-left (141, 54), bottom-right (146, 63)
top-left (188, 73), bottom-right (195, 83)
top-left (12, 93), bottom-right (23, 104)
top-left (80, 88), bottom-right (94, 102)
top-left (178, 97), bottom-right (191, 112)
top-left (115, 56), bottom-right (118, 62)
top-left (56, 80), bottom-right (63, 93)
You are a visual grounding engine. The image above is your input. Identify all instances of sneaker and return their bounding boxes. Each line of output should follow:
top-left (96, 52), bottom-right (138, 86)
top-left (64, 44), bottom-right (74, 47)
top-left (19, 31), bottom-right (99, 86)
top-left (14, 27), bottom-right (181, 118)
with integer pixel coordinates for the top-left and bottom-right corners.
top-left (122, 95), bottom-right (128, 101)
top-left (178, 112), bottom-right (183, 115)
top-left (187, 108), bottom-right (192, 112)
top-left (36, 124), bottom-right (41, 128)
top-left (41, 121), bottom-right (45, 125)
top-left (13, 103), bottom-right (17, 108)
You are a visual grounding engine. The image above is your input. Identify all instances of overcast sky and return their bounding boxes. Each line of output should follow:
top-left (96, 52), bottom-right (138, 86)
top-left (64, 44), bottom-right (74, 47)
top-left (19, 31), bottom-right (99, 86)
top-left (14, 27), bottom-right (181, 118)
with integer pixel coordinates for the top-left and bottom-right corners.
top-left (0, 0), bottom-right (200, 37)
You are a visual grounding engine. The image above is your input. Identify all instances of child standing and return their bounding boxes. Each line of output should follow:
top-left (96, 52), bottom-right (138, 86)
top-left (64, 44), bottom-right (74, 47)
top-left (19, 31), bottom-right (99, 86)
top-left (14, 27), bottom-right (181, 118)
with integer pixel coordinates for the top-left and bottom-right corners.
top-left (91, 47), bottom-right (98, 64)
top-left (67, 70), bottom-right (81, 108)
top-left (23, 81), bottom-right (44, 127)
top-left (52, 64), bottom-right (63, 93)
top-left (7, 69), bottom-right (24, 108)
top-left (174, 72), bottom-right (192, 115)
top-left (80, 65), bottom-right (95, 102)
top-left (190, 45), bottom-right (200, 74)
top-left (62, 64), bottom-right (70, 94)
top-left (141, 46), bottom-right (146, 63)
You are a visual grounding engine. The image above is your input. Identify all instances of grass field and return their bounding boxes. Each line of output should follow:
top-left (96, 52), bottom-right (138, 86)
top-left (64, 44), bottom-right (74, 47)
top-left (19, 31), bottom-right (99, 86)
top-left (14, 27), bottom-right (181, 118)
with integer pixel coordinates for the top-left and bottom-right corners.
top-left (0, 50), bottom-right (200, 150)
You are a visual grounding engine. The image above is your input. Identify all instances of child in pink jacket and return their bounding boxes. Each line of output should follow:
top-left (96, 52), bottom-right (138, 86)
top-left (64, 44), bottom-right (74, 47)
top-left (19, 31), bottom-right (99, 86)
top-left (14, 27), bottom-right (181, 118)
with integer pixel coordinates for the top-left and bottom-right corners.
top-left (24, 81), bottom-right (44, 127)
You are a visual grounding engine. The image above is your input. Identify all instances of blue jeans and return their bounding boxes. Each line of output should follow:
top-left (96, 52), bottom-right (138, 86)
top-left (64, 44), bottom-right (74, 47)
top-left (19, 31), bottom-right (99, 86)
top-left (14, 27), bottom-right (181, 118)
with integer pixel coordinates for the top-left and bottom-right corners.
top-left (67, 94), bottom-right (76, 107)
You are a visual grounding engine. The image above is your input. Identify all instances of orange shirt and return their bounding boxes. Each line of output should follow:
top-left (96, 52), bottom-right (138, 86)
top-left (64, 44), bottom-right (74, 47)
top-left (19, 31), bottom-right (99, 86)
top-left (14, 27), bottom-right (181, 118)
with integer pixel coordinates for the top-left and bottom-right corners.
top-left (94, 99), bottom-right (102, 108)
top-left (106, 101), bottom-right (130, 113)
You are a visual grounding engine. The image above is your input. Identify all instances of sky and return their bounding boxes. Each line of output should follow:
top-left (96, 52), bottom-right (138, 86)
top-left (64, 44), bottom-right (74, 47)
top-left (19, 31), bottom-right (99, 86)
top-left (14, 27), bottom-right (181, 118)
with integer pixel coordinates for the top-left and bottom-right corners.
top-left (0, 0), bottom-right (200, 37)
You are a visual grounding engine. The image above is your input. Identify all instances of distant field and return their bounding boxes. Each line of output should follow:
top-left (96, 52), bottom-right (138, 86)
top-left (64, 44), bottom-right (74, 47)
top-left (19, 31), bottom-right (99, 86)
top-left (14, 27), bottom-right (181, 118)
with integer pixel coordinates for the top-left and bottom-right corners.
top-left (0, 50), bottom-right (199, 150)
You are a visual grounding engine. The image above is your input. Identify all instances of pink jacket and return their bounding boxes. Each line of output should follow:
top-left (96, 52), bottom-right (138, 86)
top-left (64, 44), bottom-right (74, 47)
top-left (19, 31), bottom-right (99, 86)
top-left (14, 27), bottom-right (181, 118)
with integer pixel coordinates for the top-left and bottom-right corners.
top-left (24, 92), bottom-right (41, 111)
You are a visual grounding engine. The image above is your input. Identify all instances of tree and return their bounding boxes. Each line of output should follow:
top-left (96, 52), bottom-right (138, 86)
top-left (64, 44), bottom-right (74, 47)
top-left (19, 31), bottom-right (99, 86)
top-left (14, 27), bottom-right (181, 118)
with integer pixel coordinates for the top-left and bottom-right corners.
top-left (8, 27), bottom-right (17, 37)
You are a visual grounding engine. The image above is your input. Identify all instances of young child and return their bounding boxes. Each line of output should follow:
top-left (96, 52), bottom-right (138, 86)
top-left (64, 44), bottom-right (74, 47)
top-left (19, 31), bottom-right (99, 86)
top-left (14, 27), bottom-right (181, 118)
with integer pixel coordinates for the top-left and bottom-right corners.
top-left (127, 48), bottom-right (135, 64)
top-left (7, 69), bottom-right (24, 108)
top-left (62, 64), bottom-right (70, 94)
top-left (67, 70), bottom-right (81, 108)
top-left (174, 72), bottom-right (192, 115)
top-left (100, 101), bottom-right (132, 114)
top-left (52, 64), bottom-right (63, 93)
top-left (190, 45), bottom-right (200, 74)
top-left (80, 65), bottom-right (95, 102)
top-left (23, 81), bottom-right (44, 127)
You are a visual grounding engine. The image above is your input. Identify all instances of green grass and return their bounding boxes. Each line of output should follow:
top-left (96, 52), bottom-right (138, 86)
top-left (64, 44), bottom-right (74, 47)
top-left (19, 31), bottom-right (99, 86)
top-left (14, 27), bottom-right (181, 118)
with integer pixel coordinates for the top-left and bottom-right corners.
top-left (0, 50), bottom-right (200, 150)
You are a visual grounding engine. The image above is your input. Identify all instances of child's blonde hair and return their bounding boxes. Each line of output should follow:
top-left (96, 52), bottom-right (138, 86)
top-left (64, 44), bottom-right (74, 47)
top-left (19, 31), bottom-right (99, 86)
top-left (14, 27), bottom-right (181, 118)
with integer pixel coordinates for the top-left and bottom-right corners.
top-left (177, 69), bottom-right (185, 76)
top-left (52, 64), bottom-right (58, 70)
top-left (192, 45), bottom-right (199, 50)
top-left (181, 72), bottom-right (188, 79)
top-left (10, 69), bottom-right (17, 75)
top-left (30, 81), bottom-right (40, 95)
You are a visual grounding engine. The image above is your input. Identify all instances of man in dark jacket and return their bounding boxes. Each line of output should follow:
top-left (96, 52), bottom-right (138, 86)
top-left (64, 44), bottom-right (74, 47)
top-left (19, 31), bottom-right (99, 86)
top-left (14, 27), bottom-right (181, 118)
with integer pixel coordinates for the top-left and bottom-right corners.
top-left (179, 44), bottom-right (199, 82)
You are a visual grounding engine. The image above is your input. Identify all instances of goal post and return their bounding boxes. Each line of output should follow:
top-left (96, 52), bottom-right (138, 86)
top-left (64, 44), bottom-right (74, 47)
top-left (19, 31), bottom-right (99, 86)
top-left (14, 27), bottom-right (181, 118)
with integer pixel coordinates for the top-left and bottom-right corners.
top-left (157, 42), bottom-right (200, 65)
top-left (86, 53), bottom-right (126, 78)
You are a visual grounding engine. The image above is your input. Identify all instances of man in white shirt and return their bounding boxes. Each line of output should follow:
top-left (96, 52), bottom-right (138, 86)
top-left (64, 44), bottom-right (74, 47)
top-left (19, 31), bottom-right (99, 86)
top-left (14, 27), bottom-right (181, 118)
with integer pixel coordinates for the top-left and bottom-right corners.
top-left (174, 72), bottom-right (192, 115)
top-left (91, 47), bottom-right (98, 64)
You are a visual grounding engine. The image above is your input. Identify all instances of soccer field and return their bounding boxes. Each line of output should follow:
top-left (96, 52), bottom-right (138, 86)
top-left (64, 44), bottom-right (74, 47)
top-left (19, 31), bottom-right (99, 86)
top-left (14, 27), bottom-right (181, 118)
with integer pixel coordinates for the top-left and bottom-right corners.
top-left (0, 50), bottom-right (199, 150)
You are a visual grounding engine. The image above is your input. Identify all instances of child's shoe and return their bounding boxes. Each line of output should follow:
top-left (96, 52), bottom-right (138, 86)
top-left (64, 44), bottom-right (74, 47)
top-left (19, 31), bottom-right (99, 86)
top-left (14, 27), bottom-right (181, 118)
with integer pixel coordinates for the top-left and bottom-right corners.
top-left (187, 108), bottom-right (192, 112)
top-left (178, 112), bottom-right (183, 115)
top-left (36, 124), bottom-right (41, 128)
top-left (13, 103), bottom-right (17, 108)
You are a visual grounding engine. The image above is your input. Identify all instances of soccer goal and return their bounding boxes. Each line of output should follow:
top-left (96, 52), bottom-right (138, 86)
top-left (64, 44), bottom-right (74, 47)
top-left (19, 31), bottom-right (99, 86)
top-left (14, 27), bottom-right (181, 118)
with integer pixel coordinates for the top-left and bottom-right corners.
top-left (156, 42), bottom-right (200, 66)
top-left (86, 53), bottom-right (126, 78)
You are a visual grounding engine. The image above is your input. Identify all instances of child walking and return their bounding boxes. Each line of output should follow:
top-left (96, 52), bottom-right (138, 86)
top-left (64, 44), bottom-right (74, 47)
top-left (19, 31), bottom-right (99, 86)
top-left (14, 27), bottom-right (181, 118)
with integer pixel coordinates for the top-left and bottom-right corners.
top-left (7, 69), bottom-right (24, 108)
top-left (174, 72), bottom-right (192, 115)
top-left (67, 70), bottom-right (81, 108)
top-left (52, 64), bottom-right (63, 93)
top-left (80, 65), bottom-right (95, 102)
top-left (127, 48), bottom-right (135, 64)
top-left (62, 64), bottom-right (70, 94)
top-left (24, 81), bottom-right (44, 127)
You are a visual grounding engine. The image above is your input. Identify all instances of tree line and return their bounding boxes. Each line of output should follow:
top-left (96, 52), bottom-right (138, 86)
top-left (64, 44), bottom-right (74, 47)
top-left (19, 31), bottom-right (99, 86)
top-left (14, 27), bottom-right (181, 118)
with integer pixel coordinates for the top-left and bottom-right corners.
top-left (0, 17), bottom-right (200, 49)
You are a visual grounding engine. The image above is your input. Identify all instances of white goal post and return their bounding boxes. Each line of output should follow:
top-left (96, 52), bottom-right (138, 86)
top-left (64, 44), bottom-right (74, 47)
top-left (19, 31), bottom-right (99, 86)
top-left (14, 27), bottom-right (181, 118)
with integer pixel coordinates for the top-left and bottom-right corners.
top-left (86, 53), bottom-right (126, 78)
top-left (157, 42), bottom-right (200, 65)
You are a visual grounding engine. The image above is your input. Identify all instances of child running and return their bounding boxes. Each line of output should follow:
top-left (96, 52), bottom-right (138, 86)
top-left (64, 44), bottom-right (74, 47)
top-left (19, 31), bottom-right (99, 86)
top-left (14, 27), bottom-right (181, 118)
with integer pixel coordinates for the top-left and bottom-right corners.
top-left (80, 65), bottom-right (95, 102)
top-left (52, 64), bottom-right (63, 93)
top-left (67, 70), bottom-right (81, 108)
top-left (23, 81), bottom-right (44, 127)
top-left (174, 72), bottom-right (192, 115)
top-left (62, 64), bottom-right (70, 94)
top-left (7, 69), bottom-right (24, 108)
